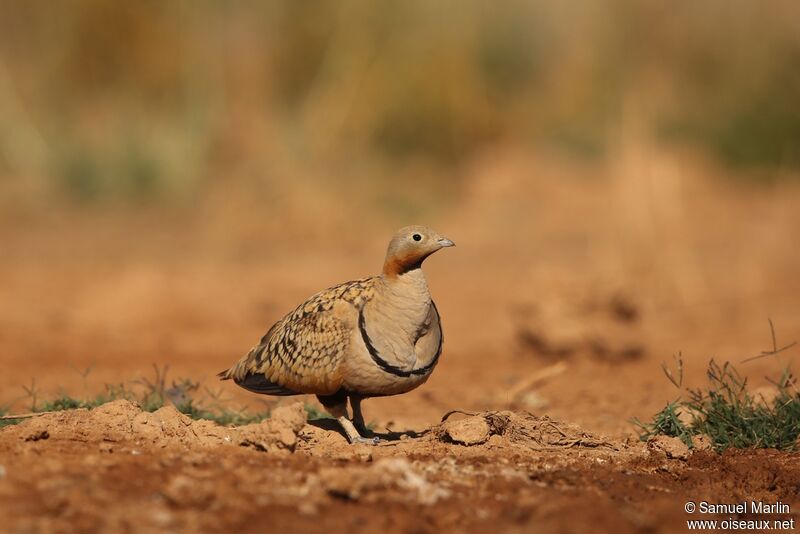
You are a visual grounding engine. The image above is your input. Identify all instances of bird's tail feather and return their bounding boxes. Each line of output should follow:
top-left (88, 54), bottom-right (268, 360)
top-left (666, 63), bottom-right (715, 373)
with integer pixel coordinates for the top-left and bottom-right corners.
top-left (217, 368), bottom-right (233, 380)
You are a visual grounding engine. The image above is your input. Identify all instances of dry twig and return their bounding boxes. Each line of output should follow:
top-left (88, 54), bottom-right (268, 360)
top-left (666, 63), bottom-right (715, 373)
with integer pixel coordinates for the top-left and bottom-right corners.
top-left (507, 361), bottom-right (568, 402)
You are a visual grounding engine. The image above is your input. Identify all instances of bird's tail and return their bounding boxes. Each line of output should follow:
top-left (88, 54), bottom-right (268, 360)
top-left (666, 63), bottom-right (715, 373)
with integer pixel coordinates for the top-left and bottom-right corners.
top-left (218, 350), bottom-right (254, 381)
top-left (217, 367), bottom-right (233, 380)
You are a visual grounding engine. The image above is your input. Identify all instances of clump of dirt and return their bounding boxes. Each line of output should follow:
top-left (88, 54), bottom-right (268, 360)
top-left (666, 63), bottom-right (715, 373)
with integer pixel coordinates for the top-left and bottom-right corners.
top-left (647, 435), bottom-right (690, 460)
top-left (440, 414), bottom-right (493, 445)
top-left (437, 411), bottom-right (615, 451)
top-left (1, 400), bottom-right (307, 453)
top-left (691, 434), bottom-right (714, 451)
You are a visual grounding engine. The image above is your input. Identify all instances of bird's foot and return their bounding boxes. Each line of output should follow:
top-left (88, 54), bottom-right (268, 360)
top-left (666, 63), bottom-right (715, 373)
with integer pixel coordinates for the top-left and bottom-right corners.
top-left (350, 435), bottom-right (382, 445)
top-left (337, 416), bottom-right (381, 445)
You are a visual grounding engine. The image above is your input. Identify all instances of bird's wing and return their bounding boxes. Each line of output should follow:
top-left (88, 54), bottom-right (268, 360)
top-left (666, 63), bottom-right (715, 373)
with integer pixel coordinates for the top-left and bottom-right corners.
top-left (219, 277), bottom-right (376, 395)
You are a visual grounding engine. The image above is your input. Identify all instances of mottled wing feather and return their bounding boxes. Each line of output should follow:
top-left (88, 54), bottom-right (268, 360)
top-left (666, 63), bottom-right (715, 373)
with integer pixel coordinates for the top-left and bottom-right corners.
top-left (220, 277), bottom-right (376, 396)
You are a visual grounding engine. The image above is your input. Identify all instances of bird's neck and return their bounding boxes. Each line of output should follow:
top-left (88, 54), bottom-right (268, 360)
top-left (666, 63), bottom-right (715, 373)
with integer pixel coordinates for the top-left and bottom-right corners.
top-left (378, 267), bottom-right (431, 310)
top-left (383, 265), bottom-right (427, 288)
top-left (382, 255), bottom-right (424, 278)
top-left (374, 268), bottom-right (431, 347)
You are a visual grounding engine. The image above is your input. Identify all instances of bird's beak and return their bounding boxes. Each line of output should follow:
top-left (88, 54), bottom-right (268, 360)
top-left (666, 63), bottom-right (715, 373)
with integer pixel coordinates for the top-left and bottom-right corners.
top-left (437, 237), bottom-right (455, 248)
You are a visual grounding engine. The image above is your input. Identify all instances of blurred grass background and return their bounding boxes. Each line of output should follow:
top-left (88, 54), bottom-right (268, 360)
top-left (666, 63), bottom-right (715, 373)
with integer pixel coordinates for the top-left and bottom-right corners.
top-left (0, 0), bottom-right (798, 215)
top-left (1, 0), bottom-right (800, 431)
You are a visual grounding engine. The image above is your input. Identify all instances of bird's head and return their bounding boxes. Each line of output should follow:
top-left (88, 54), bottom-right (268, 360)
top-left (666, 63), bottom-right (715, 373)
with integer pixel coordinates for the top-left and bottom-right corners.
top-left (382, 225), bottom-right (455, 277)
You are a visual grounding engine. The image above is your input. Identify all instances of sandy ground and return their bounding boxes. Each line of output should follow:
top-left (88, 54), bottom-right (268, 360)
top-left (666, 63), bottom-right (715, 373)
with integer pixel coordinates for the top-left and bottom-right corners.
top-left (1, 151), bottom-right (800, 532)
top-left (1, 401), bottom-right (798, 533)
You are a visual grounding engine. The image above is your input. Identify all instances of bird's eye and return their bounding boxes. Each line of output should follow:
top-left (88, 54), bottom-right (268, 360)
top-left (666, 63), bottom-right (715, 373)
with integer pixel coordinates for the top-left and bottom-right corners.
top-left (412, 233), bottom-right (422, 241)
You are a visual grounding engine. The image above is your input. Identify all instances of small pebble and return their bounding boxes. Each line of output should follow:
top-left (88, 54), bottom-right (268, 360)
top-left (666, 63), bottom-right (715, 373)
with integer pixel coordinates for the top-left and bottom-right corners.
top-left (0, 465), bottom-right (6, 479)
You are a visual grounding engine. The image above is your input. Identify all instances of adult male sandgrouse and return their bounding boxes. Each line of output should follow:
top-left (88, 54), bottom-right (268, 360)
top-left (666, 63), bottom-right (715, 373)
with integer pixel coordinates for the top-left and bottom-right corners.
top-left (219, 226), bottom-right (454, 444)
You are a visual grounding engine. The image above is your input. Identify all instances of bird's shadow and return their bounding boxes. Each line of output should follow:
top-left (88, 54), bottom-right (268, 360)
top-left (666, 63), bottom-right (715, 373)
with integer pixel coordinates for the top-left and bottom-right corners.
top-left (307, 418), bottom-right (427, 442)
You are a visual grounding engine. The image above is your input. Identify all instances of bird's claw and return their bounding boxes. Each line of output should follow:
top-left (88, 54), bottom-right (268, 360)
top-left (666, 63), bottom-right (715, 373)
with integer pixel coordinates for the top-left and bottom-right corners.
top-left (350, 435), bottom-right (382, 445)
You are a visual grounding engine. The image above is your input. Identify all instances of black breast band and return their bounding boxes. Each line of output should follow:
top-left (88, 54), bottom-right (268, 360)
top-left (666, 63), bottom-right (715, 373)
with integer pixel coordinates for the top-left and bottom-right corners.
top-left (358, 304), bottom-right (443, 378)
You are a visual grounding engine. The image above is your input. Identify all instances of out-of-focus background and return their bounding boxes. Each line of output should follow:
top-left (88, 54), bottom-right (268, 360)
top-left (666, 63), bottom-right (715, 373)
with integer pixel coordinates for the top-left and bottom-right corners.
top-left (1, 1), bottom-right (799, 434)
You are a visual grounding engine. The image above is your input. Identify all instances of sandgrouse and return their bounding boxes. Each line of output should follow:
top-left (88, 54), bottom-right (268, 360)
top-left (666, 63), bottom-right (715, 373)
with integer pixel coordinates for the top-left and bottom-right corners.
top-left (219, 226), bottom-right (454, 444)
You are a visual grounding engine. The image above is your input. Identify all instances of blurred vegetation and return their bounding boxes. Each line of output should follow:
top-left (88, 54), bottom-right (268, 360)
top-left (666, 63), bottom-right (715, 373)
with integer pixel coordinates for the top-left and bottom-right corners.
top-left (0, 365), bottom-right (331, 428)
top-left (635, 361), bottom-right (800, 452)
top-left (0, 0), bottom-right (798, 209)
top-left (635, 327), bottom-right (800, 452)
top-left (0, 365), bottom-right (272, 427)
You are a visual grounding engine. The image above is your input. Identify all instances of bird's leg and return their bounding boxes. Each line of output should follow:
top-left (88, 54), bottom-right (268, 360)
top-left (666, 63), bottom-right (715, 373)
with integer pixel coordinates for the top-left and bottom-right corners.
top-left (320, 395), bottom-right (379, 445)
top-left (349, 395), bottom-right (369, 435)
top-left (328, 404), bottom-right (380, 445)
top-left (337, 416), bottom-right (379, 445)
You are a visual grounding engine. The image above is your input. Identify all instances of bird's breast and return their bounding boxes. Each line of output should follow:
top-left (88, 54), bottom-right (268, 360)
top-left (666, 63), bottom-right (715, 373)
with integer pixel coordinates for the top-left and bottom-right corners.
top-left (341, 272), bottom-right (437, 395)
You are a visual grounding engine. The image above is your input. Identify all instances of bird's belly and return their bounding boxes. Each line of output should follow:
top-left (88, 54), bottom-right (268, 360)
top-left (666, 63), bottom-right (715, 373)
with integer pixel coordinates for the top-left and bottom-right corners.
top-left (342, 364), bottom-right (433, 396)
